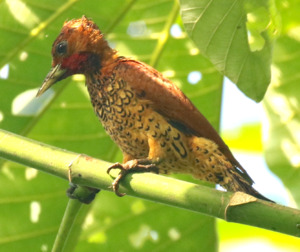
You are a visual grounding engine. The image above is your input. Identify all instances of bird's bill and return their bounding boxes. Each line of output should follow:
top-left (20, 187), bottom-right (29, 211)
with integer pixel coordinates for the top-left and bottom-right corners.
top-left (36, 64), bottom-right (66, 97)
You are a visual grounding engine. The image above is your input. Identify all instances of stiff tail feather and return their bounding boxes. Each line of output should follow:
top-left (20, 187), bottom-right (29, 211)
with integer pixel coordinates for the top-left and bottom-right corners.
top-left (225, 168), bottom-right (274, 203)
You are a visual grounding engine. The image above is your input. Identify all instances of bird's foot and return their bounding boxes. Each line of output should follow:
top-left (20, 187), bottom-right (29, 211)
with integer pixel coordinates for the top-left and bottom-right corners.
top-left (66, 183), bottom-right (100, 204)
top-left (107, 159), bottom-right (159, 197)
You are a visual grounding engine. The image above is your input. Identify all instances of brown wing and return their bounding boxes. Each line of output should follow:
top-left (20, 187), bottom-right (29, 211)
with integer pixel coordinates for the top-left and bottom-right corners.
top-left (115, 59), bottom-right (252, 183)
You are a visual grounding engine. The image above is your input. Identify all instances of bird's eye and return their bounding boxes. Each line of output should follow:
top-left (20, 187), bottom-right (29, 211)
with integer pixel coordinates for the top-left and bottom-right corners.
top-left (56, 41), bottom-right (68, 55)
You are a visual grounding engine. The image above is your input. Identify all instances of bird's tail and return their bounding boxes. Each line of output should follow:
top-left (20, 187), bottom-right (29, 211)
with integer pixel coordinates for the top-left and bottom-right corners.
top-left (224, 168), bottom-right (274, 203)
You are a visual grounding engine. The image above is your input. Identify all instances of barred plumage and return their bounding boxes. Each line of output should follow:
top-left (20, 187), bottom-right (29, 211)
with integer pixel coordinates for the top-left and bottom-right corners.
top-left (37, 16), bottom-right (272, 202)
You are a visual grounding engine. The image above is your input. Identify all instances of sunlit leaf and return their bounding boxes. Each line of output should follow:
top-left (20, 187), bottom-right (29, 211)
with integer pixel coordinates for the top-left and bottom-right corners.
top-left (263, 36), bottom-right (300, 207)
top-left (179, 0), bottom-right (278, 101)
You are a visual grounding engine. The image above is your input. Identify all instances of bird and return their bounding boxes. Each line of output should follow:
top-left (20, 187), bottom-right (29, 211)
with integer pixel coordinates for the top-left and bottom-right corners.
top-left (37, 16), bottom-right (272, 202)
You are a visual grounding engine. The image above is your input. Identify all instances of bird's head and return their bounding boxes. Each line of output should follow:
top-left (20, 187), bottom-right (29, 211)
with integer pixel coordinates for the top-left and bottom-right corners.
top-left (37, 16), bottom-right (116, 97)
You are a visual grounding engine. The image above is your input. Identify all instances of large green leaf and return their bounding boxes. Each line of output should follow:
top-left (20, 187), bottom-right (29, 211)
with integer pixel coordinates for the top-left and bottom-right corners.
top-left (263, 0), bottom-right (300, 207)
top-left (0, 0), bottom-right (220, 251)
top-left (179, 0), bottom-right (277, 101)
top-left (263, 35), bottom-right (300, 206)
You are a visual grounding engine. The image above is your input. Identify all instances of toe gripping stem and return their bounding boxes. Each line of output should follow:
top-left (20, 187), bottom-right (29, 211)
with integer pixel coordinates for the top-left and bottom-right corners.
top-left (107, 158), bottom-right (159, 197)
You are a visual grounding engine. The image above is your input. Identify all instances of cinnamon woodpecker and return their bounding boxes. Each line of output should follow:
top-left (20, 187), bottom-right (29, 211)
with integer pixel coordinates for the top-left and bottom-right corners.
top-left (37, 16), bottom-right (271, 202)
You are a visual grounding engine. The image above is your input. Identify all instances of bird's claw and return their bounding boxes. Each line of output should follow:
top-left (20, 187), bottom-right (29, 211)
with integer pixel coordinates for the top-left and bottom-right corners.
top-left (107, 159), bottom-right (159, 197)
top-left (109, 169), bottom-right (127, 197)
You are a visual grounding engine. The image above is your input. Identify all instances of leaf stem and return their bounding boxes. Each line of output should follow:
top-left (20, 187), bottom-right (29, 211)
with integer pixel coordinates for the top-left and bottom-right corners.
top-left (149, 1), bottom-right (180, 68)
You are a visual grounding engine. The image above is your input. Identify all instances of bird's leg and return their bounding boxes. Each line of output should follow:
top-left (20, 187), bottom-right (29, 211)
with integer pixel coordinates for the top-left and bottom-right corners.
top-left (107, 158), bottom-right (160, 196)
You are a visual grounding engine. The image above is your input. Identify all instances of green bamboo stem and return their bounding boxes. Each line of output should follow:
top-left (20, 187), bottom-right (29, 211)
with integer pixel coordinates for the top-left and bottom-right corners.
top-left (51, 198), bottom-right (83, 252)
top-left (0, 129), bottom-right (300, 237)
top-left (51, 186), bottom-right (94, 252)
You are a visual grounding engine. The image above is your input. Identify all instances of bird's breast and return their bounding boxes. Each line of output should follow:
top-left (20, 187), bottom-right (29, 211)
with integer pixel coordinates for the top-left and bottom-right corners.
top-left (86, 75), bottom-right (151, 157)
top-left (86, 73), bottom-right (192, 172)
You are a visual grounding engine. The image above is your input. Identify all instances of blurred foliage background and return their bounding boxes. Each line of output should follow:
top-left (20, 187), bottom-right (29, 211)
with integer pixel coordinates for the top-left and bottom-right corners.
top-left (0, 0), bottom-right (299, 251)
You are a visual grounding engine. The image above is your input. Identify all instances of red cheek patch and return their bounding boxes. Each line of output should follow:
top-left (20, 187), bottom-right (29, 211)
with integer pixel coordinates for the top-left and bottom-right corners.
top-left (61, 53), bottom-right (89, 73)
